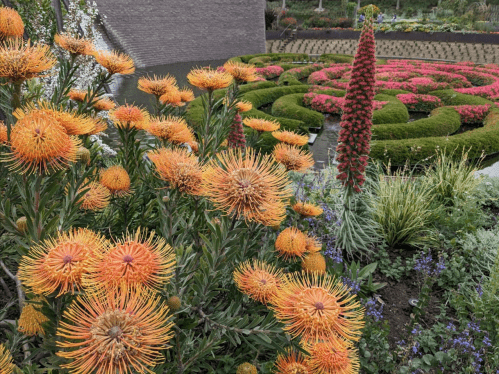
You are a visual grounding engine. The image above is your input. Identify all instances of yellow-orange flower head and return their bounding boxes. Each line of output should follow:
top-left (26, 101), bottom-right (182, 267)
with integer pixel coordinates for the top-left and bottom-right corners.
top-left (109, 104), bottom-right (149, 130)
top-left (0, 122), bottom-right (7, 144)
top-left (303, 339), bottom-right (360, 374)
top-left (84, 230), bottom-right (175, 293)
top-left (99, 165), bottom-right (131, 197)
top-left (233, 260), bottom-right (283, 304)
top-left (146, 115), bottom-right (195, 145)
top-left (0, 344), bottom-right (14, 374)
top-left (236, 100), bottom-right (253, 113)
top-left (272, 130), bottom-right (309, 146)
top-left (275, 227), bottom-right (308, 259)
top-left (273, 143), bottom-right (314, 172)
top-left (138, 74), bottom-right (177, 97)
top-left (236, 363), bottom-right (257, 374)
top-left (148, 147), bottom-right (203, 195)
top-left (6, 112), bottom-right (80, 174)
top-left (92, 97), bottom-right (116, 112)
top-left (0, 39), bottom-right (56, 83)
top-left (275, 348), bottom-right (311, 374)
top-left (159, 87), bottom-right (184, 107)
top-left (179, 87), bottom-right (195, 102)
top-left (18, 228), bottom-right (109, 297)
top-left (88, 117), bottom-right (108, 135)
top-left (0, 7), bottom-right (24, 39)
top-left (271, 273), bottom-right (365, 344)
top-left (54, 33), bottom-right (94, 56)
top-left (223, 61), bottom-right (258, 83)
top-left (56, 290), bottom-right (174, 374)
top-left (293, 202), bottom-right (323, 217)
top-left (94, 50), bottom-right (135, 75)
top-left (302, 252), bottom-right (326, 275)
top-left (187, 67), bottom-right (233, 91)
top-left (76, 146), bottom-right (91, 165)
top-left (18, 298), bottom-right (49, 336)
top-left (78, 181), bottom-right (111, 211)
top-left (305, 235), bottom-right (322, 253)
top-left (68, 89), bottom-right (87, 102)
top-left (243, 117), bottom-right (280, 133)
top-left (202, 148), bottom-right (292, 226)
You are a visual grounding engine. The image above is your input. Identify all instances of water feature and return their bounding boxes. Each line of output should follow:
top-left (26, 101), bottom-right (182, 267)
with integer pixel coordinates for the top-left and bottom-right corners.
top-left (309, 114), bottom-right (341, 168)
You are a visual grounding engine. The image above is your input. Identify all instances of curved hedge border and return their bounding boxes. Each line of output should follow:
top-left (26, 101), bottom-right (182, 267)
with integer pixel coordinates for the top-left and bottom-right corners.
top-left (429, 90), bottom-right (494, 106)
top-left (372, 94), bottom-right (409, 125)
top-left (228, 53), bottom-right (309, 64)
top-left (272, 93), bottom-right (324, 128)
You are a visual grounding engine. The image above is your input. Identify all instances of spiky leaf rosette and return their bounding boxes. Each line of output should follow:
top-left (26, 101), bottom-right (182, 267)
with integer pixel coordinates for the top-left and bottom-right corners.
top-left (336, 15), bottom-right (376, 193)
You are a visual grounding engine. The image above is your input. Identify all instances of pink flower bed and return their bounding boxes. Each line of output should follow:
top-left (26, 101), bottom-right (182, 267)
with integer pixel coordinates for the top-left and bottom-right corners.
top-left (304, 92), bottom-right (388, 114)
top-left (453, 105), bottom-right (491, 124)
top-left (255, 65), bottom-right (284, 79)
top-left (396, 94), bottom-right (443, 112)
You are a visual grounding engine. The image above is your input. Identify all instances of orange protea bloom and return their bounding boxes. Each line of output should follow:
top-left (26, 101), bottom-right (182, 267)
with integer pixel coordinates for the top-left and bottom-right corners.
top-left (109, 104), bottom-right (149, 130)
top-left (18, 228), bottom-right (109, 297)
top-left (56, 290), bottom-right (174, 374)
top-left (273, 143), bottom-right (314, 172)
top-left (179, 87), bottom-right (195, 102)
top-left (146, 115), bottom-right (195, 144)
top-left (293, 201), bottom-right (323, 217)
top-left (68, 89), bottom-right (87, 102)
top-left (187, 67), bottom-right (233, 91)
top-left (275, 227), bottom-right (308, 259)
top-left (305, 235), bottom-right (322, 253)
top-left (5, 112), bottom-right (80, 174)
top-left (272, 130), bottom-right (309, 146)
top-left (18, 298), bottom-right (49, 336)
top-left (87, 117), bottom-right (108, 135)
top-left (15, 102), bottom-right (96, 135)
top-left (302, 252), bottom-right (326, 275)
top-left (99, 165), bottom-right (131, 197)
top-left (54, 33), bottom-right (94, 56)
top-left (202, 148), bottom-right (292, 226)
top-left (233, 260), bottom-right (283, 304)
top-left (148, 147), bottom-right (203, 195)
top-left (271, 273), bottom-right (365, 344)
top-left (92, 97), bottom-right (116, 111)
top-left (94, 50), bottom-right (135, 75)
top-left (138, 74), bottom-right (177, 97)
top-left (0, 122), bottom-right (7, 143)
top-left (78, 181), bottom-right (111, 211)
top-left (0, 39), bottom-right (56, 83)
top-left (84, 230), bottom-right (175, 293)
top-left (0, 344), bottom-right (14, 374)
top-left (236, 100), bottom-right (253, 113)
top-left (159, 87), bottom-right (184, 107)
top-left (223, 61), bottom-right (258, 83)
top-left (0, 7), bottom-right (24, 39)
top-left (243, 117), bottom-right (280, 132)
top-left (303, 339), bottom-right (360, 374)
top-left (275, 348), bottom-right (311, 374)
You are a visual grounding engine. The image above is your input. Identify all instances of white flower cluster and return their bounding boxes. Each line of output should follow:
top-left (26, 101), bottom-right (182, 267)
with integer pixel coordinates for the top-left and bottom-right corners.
top-left (90, 134), bottom-right (117, 157)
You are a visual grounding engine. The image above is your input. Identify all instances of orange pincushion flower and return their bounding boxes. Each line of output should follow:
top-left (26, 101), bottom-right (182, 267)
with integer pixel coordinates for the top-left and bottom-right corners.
top-left (305, 235), bottom-right (322, 253)
top-left (68, 89), bottom-right (87, 102)
top-left (303, 339), bottom-right (360, 374)
top-left (302, 252), bottom-right (326, 275)
top-left (5, 112), bottom-right (80, 174)
top-left (18, 228), bottom-right (109, 297)
top-left (293, 201), bottom-right (323, 217)
top-left (18, 298), bottom-right (49, 336)
top-left (0, 122), bottom-right (7, 143)
top-left (0, 39), bottom-right (56, 83)
top-left (94, 50), bottom-right (135, 75)
top-left (236, 100), bottom-right (253, 113)
top-left (54, 33), bottom-right (94, 56)
top-left (99, 165), bottom-right (131, 197)
top-left (223, 61), bottom-right (258, 82)
top-left (92, 97), bottom-right (116, 111)
top-left (275, 227), bottom-right (308, 259)
top-left (202, 148), bottom-right (291, 226)
top-left (148, 147), bottom-right (203, 195)
top-left (233, 260), bottom-right (283, 304)
top-left (273, 143), bottom-right (314, 172)
top-left (56, 290), bottom-right (174, 374)
top-left (275, 348), bottom-right (311, 374)
top-left (271, 273), bottom-right (365, 344)
top-left (84, 230), bottom-right (175, 293)
top-left (272, 130), bottom-right (309, 146)
top-left (159, 87), bottom-right (184, 107)
top-left (0, 344), bottom-right (14, 374)
top-left (78, 181), bottom-right (111, 211)
top-left (187, 67), bottom-right (233, 91)
top-left (109, 104), bottom-right (149, 130)
top-left (147, 115), bottom-right (195, 144)
top-left (243, 117), bottom-right (280, 132)
top-left (138, 74), bottom-right (177, 97)
top-left (0, 7), bottom-right (24, 39)
top-left (179, 87), bottom-right (195, 102)
top-left (87, 117), bottom-right (108, 135)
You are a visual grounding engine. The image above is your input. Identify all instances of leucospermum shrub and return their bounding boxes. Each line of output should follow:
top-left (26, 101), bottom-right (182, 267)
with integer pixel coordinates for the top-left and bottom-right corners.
top-left (0, 8), bottom-right (365, 374)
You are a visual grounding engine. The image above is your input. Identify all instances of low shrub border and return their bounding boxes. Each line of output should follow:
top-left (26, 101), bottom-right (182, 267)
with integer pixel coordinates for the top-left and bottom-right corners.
top-left (271, 93), bottom-right (324, 128)
top-left (372, 94), bottom-right (410, 125)
top-left (429, 90), bottom-right (494, 106)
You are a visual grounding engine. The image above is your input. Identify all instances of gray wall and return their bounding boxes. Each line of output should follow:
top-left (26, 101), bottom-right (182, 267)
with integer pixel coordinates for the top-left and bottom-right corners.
top-left (95, 0), bottom-right (266, 67)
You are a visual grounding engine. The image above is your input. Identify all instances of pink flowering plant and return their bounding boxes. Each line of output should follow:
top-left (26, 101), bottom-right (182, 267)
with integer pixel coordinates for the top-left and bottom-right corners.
top-left (453, 105), bottom-right (491, 124)
top-left (255, 65), bottom-right (284, 79)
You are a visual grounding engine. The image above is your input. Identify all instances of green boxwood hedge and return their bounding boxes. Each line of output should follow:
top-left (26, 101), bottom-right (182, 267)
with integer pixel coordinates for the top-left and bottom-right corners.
top-left (228, 53), bottom-right (309, 63)
top-left (429, 90), bottom-right (493, 106)
top-left (318, 54), bottom-right (354, 64)
top-left (372, 94), bottom-right (409, 125)
top-left (272, 93), bottom-right (324, 129)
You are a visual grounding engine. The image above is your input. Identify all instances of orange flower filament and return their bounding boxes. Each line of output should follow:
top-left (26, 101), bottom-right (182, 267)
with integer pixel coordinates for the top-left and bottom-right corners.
top-left (68, 89), bottom-right (87, 102)
top-left (303, 340), bottom-right (360, 374)
top-left (302, 252), bottom-right (327, 275)
top-left (159, 88), bottom-right (184, 107)
top-left (94, 50), bottom-right (135, 75)
top-left (146, 115), bottom-right (194, 144)
top-left (275, 348), bottom-right (311, 374)
top-left (99, 165), bottom-right (131, 196)
top-left (0, 7), bottom-right (24, 39)
top-left (78, 181), bottom-right (111, 211)
top-left (243, 117), bottom-right (280, 132)
top-left (92, 97), bottom-right (116, 111)
top-left (272, 130), bottom-right (309, 146)
top-left (18, 298), bottom-right (49, 336)
top-left (233, 260), bottom-right (283, 304)
top-left (236, 100), bottom-right (253, 113)
top-left (275, 227), bottom-right (308, 259)
top-left (187, 68), bottom-right (233, 91)
top-left (138, 74), bottom-right (177, 97)
top-left (179, 87), bottom-right (195, 102)
top-left (223, 61), bottom-right (258, 82)
top-left (54, 33), bottom-right (94, 56)
top-left (293, 202), bottom-right (323, 217)
top-left (109, 104), bottom-right (149, 130)
top-left (0, 344), bottom-right (14, 374)
top-left (0, 122), bottom-right (7, 143)
top-left (273, 143), bottom-right (314, 172)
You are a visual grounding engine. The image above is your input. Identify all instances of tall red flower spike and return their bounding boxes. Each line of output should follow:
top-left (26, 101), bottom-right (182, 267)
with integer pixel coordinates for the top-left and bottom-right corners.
top-left (227, 113), bottom-right (246, 149)
top-left (336, 15), bottom-right (376, 193)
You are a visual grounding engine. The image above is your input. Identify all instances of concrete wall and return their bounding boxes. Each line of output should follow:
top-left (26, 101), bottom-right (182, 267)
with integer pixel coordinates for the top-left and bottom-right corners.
top-left (95, 0), bottom-right (267, 67)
